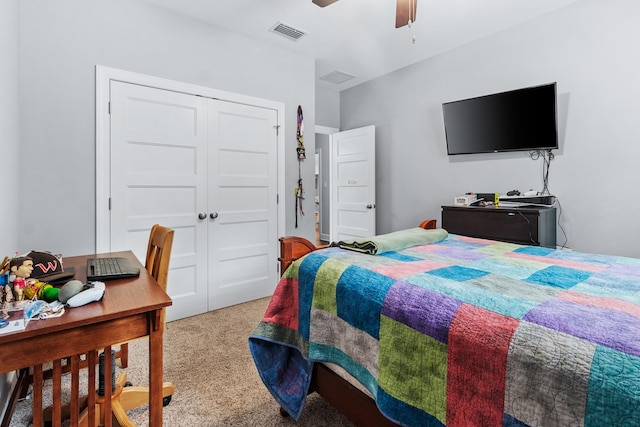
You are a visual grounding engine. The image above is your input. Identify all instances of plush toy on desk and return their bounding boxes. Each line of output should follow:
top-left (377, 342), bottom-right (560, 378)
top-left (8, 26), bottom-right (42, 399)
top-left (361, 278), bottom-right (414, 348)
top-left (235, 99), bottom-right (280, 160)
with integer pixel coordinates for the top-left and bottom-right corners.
top-left (23, 280), bottom-right (59, 302)
top-left (58, 280), bottom-right (85, 304)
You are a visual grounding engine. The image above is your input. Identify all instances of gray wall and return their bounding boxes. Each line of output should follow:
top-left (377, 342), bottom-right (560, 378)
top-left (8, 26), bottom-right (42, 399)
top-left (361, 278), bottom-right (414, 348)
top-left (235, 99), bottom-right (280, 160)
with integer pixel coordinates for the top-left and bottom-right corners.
top-left (0, 0), bottom-right (20, 416)
top-left (0, 0), bottom-right (20, 256)
top-left (17, 0), bottom-right (317, 255)
top-left (341, 0), bottom-right (640, 258)
top-left (316, 86), bottom-right (340, 129)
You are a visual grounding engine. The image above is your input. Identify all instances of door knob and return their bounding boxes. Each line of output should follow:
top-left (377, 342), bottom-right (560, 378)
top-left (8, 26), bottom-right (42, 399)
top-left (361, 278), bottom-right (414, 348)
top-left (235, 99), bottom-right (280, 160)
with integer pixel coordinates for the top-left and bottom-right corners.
top-left (210, 212), bottom-right (219, 219)
top-left (366, 204), bottom-right (375, 209)
top-left (198, 212), bottom-right (207, 220)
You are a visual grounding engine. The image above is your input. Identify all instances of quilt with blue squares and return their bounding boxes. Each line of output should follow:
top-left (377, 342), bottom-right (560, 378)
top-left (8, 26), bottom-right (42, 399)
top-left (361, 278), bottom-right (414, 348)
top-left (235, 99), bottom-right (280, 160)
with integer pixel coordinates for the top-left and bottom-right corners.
top-left (249, 233), bottom-right (640, 426)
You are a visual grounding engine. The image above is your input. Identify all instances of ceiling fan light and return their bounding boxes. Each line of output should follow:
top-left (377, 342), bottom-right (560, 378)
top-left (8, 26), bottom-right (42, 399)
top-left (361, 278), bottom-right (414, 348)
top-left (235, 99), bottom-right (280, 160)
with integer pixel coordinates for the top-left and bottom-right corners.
top-left (312, 0), bottom-right (340, 7)
top-left (396, 0), bottom-right (418, 28)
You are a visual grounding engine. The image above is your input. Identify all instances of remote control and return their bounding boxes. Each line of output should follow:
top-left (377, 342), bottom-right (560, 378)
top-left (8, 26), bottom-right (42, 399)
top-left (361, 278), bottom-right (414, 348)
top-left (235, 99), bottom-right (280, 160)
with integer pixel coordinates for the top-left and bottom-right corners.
top-left (66, 282), bottom-right (106, 307)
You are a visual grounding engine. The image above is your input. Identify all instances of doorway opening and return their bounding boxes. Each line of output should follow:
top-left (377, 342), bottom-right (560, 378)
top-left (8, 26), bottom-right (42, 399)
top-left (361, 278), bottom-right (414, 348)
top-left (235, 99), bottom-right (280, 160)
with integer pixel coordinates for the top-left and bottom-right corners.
top-left (315, 150), bottom-right (329, 247)
top-left (315, 126), bottom-right (337, 246)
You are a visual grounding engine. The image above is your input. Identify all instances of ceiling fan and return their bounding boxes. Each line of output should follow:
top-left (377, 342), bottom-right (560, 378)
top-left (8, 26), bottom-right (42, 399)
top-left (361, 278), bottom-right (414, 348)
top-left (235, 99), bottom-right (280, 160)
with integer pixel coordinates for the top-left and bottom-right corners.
top-left (312, 0), bottom-right (417, 29)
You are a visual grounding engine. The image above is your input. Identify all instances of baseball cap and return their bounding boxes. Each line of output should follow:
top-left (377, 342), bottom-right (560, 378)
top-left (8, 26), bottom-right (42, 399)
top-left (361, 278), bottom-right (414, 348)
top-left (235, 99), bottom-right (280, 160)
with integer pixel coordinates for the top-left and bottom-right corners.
top-left (26, 251), bottom-right (75, 285)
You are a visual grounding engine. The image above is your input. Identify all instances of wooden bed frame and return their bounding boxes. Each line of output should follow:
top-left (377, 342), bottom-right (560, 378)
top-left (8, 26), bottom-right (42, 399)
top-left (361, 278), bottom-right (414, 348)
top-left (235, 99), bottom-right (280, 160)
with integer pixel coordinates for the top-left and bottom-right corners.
top-left (277, 219), bottom-right (437, 426)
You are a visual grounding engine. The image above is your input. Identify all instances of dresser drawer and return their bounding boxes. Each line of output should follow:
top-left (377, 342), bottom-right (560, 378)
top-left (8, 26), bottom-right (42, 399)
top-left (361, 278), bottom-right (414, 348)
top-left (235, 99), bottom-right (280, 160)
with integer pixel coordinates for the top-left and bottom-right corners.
top-left (441, 205), bottom-right (556, 248)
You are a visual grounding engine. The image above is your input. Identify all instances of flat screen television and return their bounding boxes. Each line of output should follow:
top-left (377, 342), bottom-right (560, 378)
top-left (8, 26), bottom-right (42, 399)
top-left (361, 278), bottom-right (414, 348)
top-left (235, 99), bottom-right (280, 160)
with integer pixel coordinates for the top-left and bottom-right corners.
top-left (443, 83), bottom-right (558, 155)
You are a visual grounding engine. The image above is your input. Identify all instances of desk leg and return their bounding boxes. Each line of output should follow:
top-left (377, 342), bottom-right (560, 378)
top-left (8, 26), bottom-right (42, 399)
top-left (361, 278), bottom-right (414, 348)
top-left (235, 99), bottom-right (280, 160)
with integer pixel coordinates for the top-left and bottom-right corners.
top-left (70, 355), bottom-right (80, 426)
top-left (32, 365), bottom-right (43, 427)
top-left (149, 309), bottom-right (163, 426)
top-left (103, 345), bottom-right (113, 427)
top-left (88, 351), bottom-right (97, 425)
top-left (52, 360), bottom-right (62, 427)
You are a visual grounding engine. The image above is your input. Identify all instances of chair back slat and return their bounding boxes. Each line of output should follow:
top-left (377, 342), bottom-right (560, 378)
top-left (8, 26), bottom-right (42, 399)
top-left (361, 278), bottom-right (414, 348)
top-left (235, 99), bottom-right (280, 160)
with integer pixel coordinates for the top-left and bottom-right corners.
top-left (145, 224), bottom-right (174, 292)
top-left (145, 224), bottom-right (174, 329)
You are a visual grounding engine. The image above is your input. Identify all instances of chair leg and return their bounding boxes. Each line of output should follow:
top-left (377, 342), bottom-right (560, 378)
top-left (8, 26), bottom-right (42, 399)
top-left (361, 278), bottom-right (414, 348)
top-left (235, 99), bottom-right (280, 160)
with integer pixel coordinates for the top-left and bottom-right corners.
top-left (43, 395), bottom-right (90, 424)
top-left (117, 343), bottom-right (129, 369)
top-left (111, 399), bottom-right (137, 427)
top-left (68, 373), bottom-right (163, 427)
top-left (117, 371), bottom-right (176, 412)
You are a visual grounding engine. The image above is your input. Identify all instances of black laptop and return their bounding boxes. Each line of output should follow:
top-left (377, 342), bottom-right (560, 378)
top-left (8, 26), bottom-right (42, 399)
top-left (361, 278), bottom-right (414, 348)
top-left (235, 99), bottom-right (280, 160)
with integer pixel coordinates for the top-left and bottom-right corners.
top-left (86, 257), bottom-right (140, 281)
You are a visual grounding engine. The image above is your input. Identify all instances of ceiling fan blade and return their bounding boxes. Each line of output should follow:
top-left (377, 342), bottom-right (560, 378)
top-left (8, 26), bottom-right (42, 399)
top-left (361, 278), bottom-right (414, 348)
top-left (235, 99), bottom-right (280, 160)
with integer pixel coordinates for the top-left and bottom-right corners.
top-left (396, 0), bottom-right (417, 28)
top-left (312, 0), bottom-right (340, 7)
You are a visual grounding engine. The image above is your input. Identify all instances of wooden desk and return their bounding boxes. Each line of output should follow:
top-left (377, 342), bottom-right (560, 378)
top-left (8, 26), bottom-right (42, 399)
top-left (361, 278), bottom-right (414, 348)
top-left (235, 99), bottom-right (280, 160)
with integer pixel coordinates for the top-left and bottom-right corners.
top-left (0, 251), bottom-right (172, 426)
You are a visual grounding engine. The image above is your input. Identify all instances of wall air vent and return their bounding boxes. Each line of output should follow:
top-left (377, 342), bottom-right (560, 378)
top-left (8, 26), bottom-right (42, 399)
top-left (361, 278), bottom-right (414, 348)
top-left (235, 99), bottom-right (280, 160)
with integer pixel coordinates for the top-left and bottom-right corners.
top-left (269, 22), bottom-right (307, 42)
top-left (318, 70), bottom-right (356, 85)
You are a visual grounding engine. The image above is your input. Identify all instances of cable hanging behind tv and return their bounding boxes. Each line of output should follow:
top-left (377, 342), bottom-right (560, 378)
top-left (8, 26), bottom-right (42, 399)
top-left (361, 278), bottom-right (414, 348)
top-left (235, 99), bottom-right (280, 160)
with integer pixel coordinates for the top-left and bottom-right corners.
top-left (442, 82), bottom-right (558, 155)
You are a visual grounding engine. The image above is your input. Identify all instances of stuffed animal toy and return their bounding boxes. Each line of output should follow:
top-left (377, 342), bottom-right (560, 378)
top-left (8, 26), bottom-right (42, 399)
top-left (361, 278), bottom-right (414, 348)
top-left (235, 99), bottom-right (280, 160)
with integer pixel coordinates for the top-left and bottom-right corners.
top-left (23, 280), bottom-right (59, 301)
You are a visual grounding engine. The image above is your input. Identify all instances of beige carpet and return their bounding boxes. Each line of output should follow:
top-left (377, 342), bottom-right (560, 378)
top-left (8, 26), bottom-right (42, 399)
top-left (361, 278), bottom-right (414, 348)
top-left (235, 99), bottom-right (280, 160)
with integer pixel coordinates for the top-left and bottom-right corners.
top-left (9, 297), bottom-right (354, 426)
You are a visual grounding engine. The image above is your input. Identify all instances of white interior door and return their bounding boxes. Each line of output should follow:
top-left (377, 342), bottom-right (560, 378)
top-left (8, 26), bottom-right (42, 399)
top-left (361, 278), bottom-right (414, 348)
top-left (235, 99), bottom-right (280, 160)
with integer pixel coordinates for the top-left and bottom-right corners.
top-left (330, 125), bottom-right (376, 241)
top-left (110, 81), bottom-right (209, 321)
top-left (207, 100), bottom-right (279, 310)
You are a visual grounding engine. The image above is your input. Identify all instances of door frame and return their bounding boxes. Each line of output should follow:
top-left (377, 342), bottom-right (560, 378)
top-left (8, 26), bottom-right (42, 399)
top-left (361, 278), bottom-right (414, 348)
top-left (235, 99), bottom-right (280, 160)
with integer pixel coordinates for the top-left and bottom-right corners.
top-left (314, 148), bottom-right (327, 242)
top-left (315, 125), bottom-right (338, 242)
top-left (95, 65), bottom-right (285, 252)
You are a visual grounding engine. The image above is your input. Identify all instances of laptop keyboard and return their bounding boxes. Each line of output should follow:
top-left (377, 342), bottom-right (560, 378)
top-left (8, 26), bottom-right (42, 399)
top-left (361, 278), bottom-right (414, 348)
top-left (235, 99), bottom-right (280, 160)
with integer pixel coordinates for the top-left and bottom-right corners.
top-left (87, 257), bottom-right (140, 281)
top-left (92, 258), bottom-right (123, 276)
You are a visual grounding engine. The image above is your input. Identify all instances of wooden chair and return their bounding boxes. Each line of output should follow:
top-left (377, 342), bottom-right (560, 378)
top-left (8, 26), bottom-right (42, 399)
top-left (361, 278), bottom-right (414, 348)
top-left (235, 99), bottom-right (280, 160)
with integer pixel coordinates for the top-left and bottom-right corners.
top-left (38, 224), bottom-right (176, 378)
top-left (43, 224), bottom-right (176, 426)
top-left (106, 224), bottom-right (176, 425)
top-left (117, 223), bottom-right (173, 368)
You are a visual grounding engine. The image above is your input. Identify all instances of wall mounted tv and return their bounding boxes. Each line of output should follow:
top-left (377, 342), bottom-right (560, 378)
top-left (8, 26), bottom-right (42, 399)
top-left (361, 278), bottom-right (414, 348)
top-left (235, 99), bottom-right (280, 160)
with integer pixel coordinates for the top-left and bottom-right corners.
top-left (443, 82), bottom-right (558, 155)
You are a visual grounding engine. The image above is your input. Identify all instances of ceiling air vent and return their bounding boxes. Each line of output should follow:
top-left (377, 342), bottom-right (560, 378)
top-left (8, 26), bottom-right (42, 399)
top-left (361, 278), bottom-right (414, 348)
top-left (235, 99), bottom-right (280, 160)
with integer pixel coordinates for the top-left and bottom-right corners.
top-left (269, 22), bottom-right (307, 42)
top-left (318, 70), bottom-right (356, 85)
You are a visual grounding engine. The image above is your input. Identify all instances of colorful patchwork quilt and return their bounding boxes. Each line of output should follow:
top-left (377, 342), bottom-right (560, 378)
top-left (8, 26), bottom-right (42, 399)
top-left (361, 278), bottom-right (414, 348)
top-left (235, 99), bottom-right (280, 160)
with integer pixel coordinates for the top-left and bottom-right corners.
top-left (249, 233), bottom-right (640, 426)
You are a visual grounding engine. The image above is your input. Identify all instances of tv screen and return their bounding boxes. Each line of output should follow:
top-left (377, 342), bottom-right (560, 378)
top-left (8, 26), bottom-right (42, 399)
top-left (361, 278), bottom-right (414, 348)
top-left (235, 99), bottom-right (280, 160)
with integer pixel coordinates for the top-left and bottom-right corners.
top-left (443, 83), bottom-right (558, 155)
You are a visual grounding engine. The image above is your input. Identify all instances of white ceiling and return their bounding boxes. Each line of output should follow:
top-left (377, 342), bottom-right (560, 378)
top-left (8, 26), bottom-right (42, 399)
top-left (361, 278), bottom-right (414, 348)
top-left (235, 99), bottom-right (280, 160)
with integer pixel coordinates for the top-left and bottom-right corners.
top-left (138, 0), bottom-right (586, 91)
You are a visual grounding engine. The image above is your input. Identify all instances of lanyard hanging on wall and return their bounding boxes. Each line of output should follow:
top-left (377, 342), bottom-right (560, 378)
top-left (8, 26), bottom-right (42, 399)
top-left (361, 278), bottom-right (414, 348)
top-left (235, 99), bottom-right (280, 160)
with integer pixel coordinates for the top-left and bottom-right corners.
top-left (295, 105), bottom-right (306, 228)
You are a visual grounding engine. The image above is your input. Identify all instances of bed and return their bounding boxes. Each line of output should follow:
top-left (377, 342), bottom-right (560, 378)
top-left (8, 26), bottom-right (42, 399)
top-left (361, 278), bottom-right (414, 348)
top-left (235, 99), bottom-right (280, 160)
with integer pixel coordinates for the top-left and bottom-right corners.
top-left (249, 220), bottom-right (640, 426)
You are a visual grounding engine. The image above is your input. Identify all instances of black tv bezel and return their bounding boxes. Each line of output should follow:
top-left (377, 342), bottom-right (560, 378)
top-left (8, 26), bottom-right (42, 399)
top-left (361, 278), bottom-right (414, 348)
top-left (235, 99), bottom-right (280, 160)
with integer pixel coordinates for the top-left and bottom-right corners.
top-left (442, 82), bottom-right (559, 156)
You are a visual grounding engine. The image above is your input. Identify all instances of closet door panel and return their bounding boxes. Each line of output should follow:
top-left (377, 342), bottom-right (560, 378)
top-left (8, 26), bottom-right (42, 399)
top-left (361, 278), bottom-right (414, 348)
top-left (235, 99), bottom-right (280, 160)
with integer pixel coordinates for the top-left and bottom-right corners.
top-left (110, 81), bottom-right (209, 321)
top-left (207, 100), bottom-right (279, 310)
